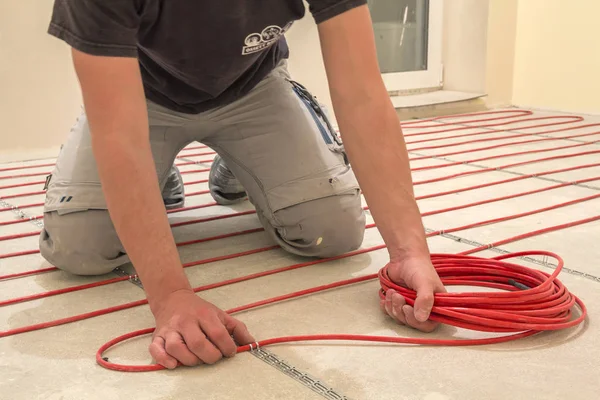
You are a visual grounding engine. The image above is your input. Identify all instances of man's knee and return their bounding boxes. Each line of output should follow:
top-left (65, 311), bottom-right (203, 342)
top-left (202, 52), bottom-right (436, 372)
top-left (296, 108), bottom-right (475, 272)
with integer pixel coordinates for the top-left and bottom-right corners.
top-left (39, 210), bottom-right (128, 276)
top-left (268, 192), bottom-right (366, 258)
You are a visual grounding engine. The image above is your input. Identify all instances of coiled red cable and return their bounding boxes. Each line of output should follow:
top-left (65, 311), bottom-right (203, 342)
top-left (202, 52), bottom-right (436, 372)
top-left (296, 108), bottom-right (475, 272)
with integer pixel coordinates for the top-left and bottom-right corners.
top-left (96, 251), bottom-right (586, 372)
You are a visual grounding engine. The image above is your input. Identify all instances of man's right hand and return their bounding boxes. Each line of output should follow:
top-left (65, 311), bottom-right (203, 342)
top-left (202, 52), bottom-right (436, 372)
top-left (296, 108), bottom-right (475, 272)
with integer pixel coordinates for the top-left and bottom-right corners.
top-left (70, 49), bottom-right (255, 369)
top-left (149, 290), bottom-right (255, 369)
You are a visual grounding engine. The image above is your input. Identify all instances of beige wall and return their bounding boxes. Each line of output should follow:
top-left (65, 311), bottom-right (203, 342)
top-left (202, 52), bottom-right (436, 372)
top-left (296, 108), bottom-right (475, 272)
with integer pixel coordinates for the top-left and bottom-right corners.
top-left (443, 0), bottom-right (489, 94)
top-left (512, 0), bottom-right (600, 114)
top-left (0, 2), bottom-right (331, 156)
top-left (4, 1), bottom-right (599, 156)
top-left (484, 0), bottom-right (518, 107)
top-left (0, 0), bottom-right (82, 158)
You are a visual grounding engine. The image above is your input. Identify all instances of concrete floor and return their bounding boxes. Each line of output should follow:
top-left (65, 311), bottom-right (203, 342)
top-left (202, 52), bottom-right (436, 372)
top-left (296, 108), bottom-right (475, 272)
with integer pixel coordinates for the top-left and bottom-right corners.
top-left (1, 108), bottom-right (599, 400)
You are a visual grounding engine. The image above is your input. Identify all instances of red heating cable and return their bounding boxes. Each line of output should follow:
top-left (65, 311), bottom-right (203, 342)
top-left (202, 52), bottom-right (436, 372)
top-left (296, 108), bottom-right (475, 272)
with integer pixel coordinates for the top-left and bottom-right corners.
top-left (0, 111), bottom-right (596, 204)
top-left (3, 125), bottom-right (598, 216)
top-left (417, 161), bottom-right (600, 199)
top-left (0, 193), bottom-right (219, 229)
top-left (0, 111), bottom-right (571, 180)
top-left (414, 149), bottom-right (600, 186)
top-left (412, 142), bottom-right (592, 173)
top-left (402, 116), bottom-right (583, 138)
top-left (10, 127), bottom-right (600, 216)
top-left (96, 250), bottom-right (586, 372)
top-left (0, 208), bottom-right (258, 269)
top-left (0, 203), bottom-right (250, 242)
top-left (0, 180), bottom-right (45, 190)
top-left (3, 164), bottom-right (599, 274)
top-left (0, 199), bottom-right (594, 371)
top-left (176, 151), bottom-right (216, 158)
top-left (0, 117), bottom-right (581, 182)
top-left (0, 148), bottom-right (210, 175)
top-left (0, 163), bottom-right (56, 173)
top-left (3, 163), bottom-right (600, 264)
top-left (2, 211), bottom-right (596, 340)
top-left (0, 190), bottom-right (45, 200)
top-left (403, 116), bottom-right (587, 145)
top-left (0, 109), bottom-right (593, 371)
top-left (409, 117), bottom-right (600, 142)
top-left (177, 144), bottom-right (210, 152)
top-left (408, 127), bottom-right (600, 153)
top-left (4, 183), bottom-right (600, 304)
top-left (0, 201), bottom-right (225, 260)
top-left (0, 244), bottom-right (385, 338)
top-left (0, 165), bottom-right (213, 182)
top-left (4, 145), bottom-right (600, 236)
top-left (10, 122), bottom-right (595, 206)
top-left (0, 188), bottom-right (216, 230)
top-left (409, 137), bottom-right (600, 166)
top-left (400, 109), bottom-right (533, 127)
top-left (0, 110), bottom-right (530, 175)
top-left (0, 176), bottom-right (211, 216)
top-left (2, 137), bottom-right (596, 207)
top-left (403, 112), bottom-right (576, 128)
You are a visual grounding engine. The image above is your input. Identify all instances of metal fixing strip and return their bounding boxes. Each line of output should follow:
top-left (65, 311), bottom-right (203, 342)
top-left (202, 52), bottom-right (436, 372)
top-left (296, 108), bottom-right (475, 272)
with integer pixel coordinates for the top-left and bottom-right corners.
top-left (112, 266), bottom-right (144, 289)
top-left (0, 198), bottom-right (44, 229)
top-left (250, 347), bottom-right (352, 400)
top-left (425, 228), bottom-right (600, 283)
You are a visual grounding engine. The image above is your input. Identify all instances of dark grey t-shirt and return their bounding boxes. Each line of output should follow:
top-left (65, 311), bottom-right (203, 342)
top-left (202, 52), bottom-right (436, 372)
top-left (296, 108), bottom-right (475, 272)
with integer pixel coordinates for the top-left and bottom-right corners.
top-left (48, 0), bottom-right (366, 114)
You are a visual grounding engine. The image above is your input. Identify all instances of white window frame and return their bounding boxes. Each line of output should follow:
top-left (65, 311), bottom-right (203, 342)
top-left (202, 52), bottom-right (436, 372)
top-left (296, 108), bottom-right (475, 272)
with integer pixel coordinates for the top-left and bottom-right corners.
top-left (380, 0), bottom-right (444, 92)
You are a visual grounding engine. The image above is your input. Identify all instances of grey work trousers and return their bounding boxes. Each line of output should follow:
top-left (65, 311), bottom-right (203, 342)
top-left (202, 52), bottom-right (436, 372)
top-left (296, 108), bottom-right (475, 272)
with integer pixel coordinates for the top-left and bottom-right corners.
top-left (39, 61), bottom-right (366, 276)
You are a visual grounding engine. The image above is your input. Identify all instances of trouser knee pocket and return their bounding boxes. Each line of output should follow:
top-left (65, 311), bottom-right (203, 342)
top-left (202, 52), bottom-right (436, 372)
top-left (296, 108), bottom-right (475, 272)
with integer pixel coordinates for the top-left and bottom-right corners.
top-left (261, 192), bottom-right (365, 258)
top-left (39, 210), bottom-right (128, 276)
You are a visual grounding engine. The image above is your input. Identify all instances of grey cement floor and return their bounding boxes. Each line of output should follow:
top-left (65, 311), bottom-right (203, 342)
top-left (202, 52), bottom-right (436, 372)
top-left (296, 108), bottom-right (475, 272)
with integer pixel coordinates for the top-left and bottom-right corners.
top-left (0, 108), bottom-right (598, 400)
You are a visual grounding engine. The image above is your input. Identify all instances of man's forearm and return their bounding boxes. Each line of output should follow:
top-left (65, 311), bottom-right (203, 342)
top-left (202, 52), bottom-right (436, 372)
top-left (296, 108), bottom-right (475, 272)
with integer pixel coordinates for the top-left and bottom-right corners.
top-left (316, 6), bottom-right (430, 262)
top-left (92, 135), bottom-right (192, 309)
top-left (71, 49), bottom-right (191, 312)
top-left (336, 96), bottom-right (430, 262)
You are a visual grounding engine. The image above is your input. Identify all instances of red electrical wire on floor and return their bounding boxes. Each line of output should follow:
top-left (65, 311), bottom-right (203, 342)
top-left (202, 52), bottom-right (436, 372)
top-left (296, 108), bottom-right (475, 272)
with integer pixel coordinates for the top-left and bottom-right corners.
top-left (401, 109), bottom-right (533, 127)
top-left (3, 161), bottom-right (599, 279)
top-left (3, 152), bottom-right (600, 254)
top-left (1, 126), bottom-right (595, 218)
top-left (0, 109), bottom-right (595, 373)
top-left (0, 110), bottom-right (529, 176)
top-left (2, 212), bottom-right (597, 341)
top-left (0, 110), bottom-right (582, 181)
top-left (96, 249), bottom-right (586, 372)
top-left (0, 110), bottom-right (597, 209)
top-left (404, 116), bottom-right (583, 139)
top-left (3, 175), bottom-right (600, 300)
top-left (3, 144), bottom-right (600, 235)
top-left (0, 163), bottom-right (214, 182)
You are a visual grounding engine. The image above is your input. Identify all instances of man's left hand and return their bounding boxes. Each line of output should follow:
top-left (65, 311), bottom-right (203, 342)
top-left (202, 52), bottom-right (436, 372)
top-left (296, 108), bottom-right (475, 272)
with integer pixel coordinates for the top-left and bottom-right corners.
top-left (380, 257), bottom-right (446, 333)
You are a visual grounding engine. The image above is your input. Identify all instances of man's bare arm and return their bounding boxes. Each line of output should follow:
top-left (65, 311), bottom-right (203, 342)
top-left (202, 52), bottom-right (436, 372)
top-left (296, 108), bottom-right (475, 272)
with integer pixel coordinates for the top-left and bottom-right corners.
top-left (72, 49), bottom-right (253, 367)
top-left (72, 49), bottom-right (191, 303)
top-left (317, 6), bottom-right (446, 330)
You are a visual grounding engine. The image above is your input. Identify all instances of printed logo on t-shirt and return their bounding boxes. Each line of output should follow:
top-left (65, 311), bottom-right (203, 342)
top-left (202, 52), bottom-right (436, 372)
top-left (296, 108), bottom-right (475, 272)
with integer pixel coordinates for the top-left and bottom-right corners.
top-left (242, 22), bottom-right (293, 55)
